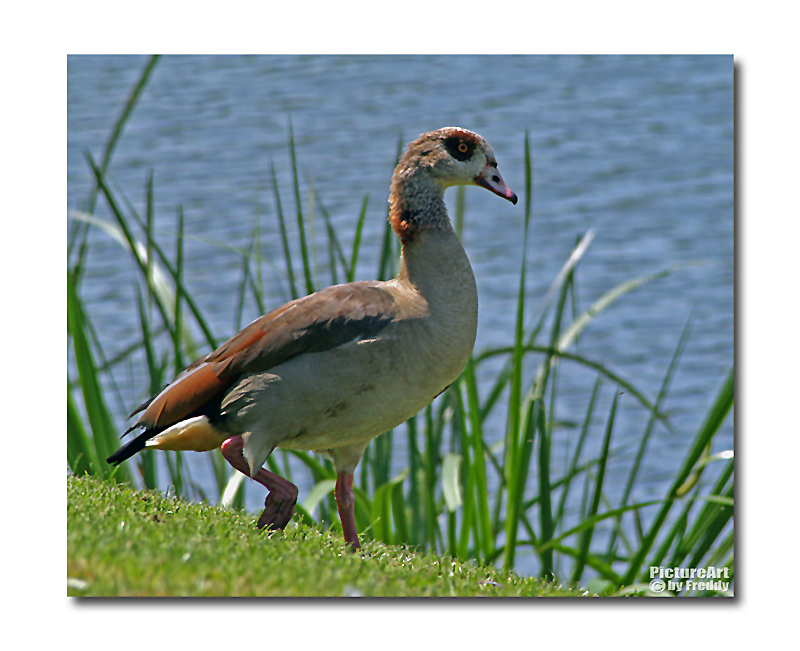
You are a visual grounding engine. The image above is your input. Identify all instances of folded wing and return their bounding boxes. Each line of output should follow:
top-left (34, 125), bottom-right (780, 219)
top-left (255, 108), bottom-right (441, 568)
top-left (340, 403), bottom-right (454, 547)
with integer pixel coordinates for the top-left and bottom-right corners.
top-left (107, 281), bottom-right (399, 465)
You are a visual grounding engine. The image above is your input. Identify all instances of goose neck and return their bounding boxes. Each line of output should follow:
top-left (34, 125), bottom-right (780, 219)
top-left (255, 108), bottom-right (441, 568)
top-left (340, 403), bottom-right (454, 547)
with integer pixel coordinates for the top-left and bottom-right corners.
top-left (388, 169), bottom-right (451, 246)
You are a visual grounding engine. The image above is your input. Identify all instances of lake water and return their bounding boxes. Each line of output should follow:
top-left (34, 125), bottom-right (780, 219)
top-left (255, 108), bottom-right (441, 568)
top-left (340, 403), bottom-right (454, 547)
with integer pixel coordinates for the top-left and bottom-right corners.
top-left (67, 55), bottom-right (733, 576)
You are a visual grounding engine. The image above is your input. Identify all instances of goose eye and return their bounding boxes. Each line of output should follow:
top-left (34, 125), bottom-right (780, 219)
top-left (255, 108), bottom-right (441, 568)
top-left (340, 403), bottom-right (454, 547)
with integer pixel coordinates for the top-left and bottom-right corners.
top-left (444, 134), bottom-right (476, 161)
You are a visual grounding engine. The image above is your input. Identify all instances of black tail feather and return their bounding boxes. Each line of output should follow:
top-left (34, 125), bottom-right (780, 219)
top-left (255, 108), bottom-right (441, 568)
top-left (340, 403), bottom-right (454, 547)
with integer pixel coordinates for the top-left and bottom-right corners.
top-left (106, 429), bottom-right (157, 465)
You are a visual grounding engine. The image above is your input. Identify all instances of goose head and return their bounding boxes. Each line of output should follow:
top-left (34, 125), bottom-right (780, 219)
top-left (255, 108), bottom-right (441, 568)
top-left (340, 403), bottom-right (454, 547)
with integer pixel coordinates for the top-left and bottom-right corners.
top-left (394, 126), bottom-right (518, 204)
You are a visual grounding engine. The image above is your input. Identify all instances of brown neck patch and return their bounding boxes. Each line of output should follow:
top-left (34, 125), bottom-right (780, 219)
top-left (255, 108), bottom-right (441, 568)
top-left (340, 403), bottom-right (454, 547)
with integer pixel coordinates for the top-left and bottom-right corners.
top-left (389, 206), bottom-right (420, 245)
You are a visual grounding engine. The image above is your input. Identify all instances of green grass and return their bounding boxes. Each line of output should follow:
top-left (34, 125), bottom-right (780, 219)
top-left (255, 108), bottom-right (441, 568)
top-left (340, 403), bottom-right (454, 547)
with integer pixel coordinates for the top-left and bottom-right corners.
top-left (68, 56), bottom-right (734, 596)
top-left (67, 475), bottom-right (590, 597)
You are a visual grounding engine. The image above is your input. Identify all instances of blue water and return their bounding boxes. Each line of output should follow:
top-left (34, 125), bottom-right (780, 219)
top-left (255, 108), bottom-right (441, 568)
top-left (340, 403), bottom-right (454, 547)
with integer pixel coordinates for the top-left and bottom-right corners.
top-left (68, 55), bottom-right (733, 576)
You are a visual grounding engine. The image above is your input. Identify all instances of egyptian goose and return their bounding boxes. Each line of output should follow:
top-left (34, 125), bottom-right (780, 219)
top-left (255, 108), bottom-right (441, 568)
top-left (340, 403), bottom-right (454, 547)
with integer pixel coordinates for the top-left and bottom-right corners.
top-left (108, 127), bottom-right (517, 550)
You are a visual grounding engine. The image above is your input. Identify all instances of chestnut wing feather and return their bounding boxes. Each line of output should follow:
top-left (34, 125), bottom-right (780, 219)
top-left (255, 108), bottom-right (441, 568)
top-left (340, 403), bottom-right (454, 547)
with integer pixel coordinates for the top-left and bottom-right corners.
top-left (131, 281), bottom-right (399, 432)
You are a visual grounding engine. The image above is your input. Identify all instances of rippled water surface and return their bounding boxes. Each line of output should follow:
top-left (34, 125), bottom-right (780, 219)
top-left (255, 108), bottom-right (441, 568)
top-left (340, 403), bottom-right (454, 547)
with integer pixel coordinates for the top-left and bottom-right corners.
top-left (68, 55), bottom-right (733, 573)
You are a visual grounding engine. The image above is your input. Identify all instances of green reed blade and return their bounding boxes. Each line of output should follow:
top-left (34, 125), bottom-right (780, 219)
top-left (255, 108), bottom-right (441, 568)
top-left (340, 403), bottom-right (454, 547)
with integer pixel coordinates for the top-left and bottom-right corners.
top-left (606, 312), bottom-right (694, 557)
top-left (348, 195), bottom-right (368, 283)
top-left (173, 206), bottom-right (187, 373)
top-left (405, 416), bottom-right (422, 548)
top-left (532, 261), bottom-right (574, 576)
top-left (86, 55), bottom-right (159, 214)
top-left (134, 284), bottom-right (160, 489)
top-left (571, 389), bottom-right (619, 583)
top-left (667, 458), bottom-right (734, 568)
top-left (72, 199), bottom-right (215, 358)
top-left (477, 230), bottom-right (593, 424)
top-left (559, 265), bottom-right (687, 354)
top-left (540, 500), bottom-right (662, 554)
top-left (67, 378), bottom-right (100, 477)
top-left (687, 482), bottom-right (734, 570)
top-left (478, 344), bottom-right (671, 430)
top-left (377, 133), bottom-right (404, 281)
top-left (301, 479), bottom-right (337, 518)
top-left (463, 359), bottom-right (494, 558)
top-left (288, 120), bottom-right (314, 295)
top-left (85, 155), bottom-right (177, 341)
top-left (502, 132), bottom-right (533, 570)
top-left (388, 479), bottom-right (409, 546)
top-left (554, 373), bottom-right (602, 527)
top-left (68, 270), bottom-right (131, 483)
top-left (548, 542), bottom-right (625, 585)
top-left (315, 190), bottom-right (350, 283)
top-left (270, 159), bottom-right (298, 300)
top-left (234, 252), bottom-right (249, 333)
top-left (623, 368), bottom-right (733, 585)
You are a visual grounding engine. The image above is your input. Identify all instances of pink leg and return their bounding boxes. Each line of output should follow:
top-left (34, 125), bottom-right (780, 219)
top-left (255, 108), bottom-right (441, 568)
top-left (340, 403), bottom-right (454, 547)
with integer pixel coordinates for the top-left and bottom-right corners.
top-left (334, 472), bottom-right (360, 551)
top-left (221, 435), bottom-right (298, 531)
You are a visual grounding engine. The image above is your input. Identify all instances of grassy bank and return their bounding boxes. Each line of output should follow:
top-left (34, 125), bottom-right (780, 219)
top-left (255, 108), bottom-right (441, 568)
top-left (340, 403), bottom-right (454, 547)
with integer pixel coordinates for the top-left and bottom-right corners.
top-left (67, 475), bottom-right (590, 597)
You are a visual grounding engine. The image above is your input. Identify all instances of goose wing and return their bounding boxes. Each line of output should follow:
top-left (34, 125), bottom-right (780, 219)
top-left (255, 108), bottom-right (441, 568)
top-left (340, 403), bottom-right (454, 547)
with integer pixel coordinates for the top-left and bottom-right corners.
top-left (129, 281), bottom-right (399, 434)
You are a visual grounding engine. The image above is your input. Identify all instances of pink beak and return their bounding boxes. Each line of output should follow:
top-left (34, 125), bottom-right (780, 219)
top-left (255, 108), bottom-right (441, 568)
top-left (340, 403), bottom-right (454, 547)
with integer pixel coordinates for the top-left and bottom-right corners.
top-left (475, 164), bottom-right (518, 204)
